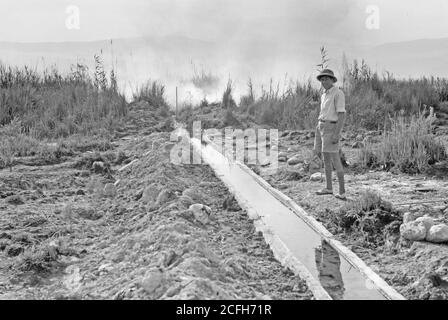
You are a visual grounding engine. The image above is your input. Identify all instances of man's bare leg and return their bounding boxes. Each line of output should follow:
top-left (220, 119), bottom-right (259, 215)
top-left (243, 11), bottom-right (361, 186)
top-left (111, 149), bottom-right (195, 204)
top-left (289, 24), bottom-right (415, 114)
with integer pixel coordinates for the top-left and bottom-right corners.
top-left (330, 152), bottom-right (345, 196)
top-left (323, 152), bottom-right (333, 191)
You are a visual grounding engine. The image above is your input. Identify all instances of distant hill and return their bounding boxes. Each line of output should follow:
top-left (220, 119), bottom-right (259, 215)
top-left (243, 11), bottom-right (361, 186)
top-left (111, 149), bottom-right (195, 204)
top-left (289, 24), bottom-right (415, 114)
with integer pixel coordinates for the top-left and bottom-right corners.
top-left (360, 37), bottom-right (448, 78)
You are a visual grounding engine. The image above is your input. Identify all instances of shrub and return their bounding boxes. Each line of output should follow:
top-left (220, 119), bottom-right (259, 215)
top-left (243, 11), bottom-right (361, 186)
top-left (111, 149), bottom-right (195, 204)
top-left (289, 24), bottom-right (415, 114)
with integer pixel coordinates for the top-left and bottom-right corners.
top-left (16, 244), bottom-right (62, 274)
top-left (357, 141), bottom-right (380, 169)
top-left (0, 119), bottom-right (42, 170)
top-left (359, 108), bottom-right (447, 173)
top-left (190, 62), bottom-right (220, 95)
top-left (132, 80), bottom-right (168, 108)
top-left (223, 109), bottom-right (240, 127)
top-left (239, 78), bottom-right (255, 112)
top-left (333, 190), bottom-right (401, 246)
top-left (222, 80), bottom-right (237, 110)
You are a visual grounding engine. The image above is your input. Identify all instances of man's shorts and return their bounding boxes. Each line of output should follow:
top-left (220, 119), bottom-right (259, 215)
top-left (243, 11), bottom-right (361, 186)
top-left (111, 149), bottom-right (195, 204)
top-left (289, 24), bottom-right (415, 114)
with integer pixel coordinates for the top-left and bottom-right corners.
top-left (314, 121), bottom-right (339, 153)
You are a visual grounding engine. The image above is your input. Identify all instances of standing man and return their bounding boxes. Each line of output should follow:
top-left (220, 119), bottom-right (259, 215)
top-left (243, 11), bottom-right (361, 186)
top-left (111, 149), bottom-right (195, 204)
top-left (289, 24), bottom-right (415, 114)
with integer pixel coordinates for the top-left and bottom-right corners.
top-left (314, 69), bottom-right (346, 200)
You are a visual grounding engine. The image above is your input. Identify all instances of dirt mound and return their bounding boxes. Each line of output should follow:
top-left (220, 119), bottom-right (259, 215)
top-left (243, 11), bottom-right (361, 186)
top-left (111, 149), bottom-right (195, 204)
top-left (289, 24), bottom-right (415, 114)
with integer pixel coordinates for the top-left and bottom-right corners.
top-left (0, 103), bottom-right (312, 300)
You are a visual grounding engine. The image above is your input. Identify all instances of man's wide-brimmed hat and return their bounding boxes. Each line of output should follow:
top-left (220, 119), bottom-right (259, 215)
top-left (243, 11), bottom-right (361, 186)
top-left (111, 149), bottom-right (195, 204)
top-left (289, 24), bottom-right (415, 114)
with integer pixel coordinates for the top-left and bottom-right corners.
top-left (317, 69), bottom-right (337, 82)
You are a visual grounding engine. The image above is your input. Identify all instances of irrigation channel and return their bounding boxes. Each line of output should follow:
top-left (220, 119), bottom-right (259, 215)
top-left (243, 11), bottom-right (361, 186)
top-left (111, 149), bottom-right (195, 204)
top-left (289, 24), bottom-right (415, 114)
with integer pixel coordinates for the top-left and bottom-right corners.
top-left (174, 125), bottom-right (405, 300)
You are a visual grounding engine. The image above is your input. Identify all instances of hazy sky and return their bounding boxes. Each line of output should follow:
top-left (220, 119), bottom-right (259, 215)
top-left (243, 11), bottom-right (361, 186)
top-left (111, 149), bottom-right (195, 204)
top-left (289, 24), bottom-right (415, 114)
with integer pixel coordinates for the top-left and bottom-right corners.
top-left (1, 0), bottom-right (448, 45)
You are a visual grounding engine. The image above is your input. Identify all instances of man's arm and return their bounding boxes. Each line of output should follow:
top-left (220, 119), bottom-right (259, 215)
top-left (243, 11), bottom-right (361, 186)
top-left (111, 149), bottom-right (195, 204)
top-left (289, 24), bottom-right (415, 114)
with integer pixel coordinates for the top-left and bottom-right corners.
top-left (333, 90), bottom-right (346, 141)
top-left (335, 112), bottom-right (345, 136)
top-left (332, 112), bottom-right (345, 143)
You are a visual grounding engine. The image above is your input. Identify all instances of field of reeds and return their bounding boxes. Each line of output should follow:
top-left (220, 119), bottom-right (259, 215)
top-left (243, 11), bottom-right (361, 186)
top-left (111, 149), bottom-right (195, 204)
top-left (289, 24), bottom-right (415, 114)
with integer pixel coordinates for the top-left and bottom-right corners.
top-left (0, 55), bottom-right (127, 139)
top-left (0, 55), bottom-right (130, 169)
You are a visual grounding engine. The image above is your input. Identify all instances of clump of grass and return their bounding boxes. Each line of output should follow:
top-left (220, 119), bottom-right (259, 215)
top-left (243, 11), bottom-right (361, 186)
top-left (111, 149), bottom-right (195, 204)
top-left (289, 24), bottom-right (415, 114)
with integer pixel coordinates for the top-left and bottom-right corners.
top-left (222, 109), bottom-right (240, 127)
top-left (177, 104), bottom-right (194, 122)
top-left (190, 62), bottom-right (220, 94)
top-left (16, 243), bottom-right (62, 274)
top-left (330, 190), bottom-right (401, 246)
top-left (132, 80), bottom-right (168, 109)
top-left (94, 54), bottom-right (108, 91)
top-left (0, 119), bottom-right (41, 170)
top-left (0, 123), bottom-right (18, 171)
top-left (239, 78), bottom-right (255, 110)
top-left (222, 80), bottom-right (237, 109)
top-left (358, 108), bottom-right (447, 173)
top-left (358, 141), bottom-right (379, 169)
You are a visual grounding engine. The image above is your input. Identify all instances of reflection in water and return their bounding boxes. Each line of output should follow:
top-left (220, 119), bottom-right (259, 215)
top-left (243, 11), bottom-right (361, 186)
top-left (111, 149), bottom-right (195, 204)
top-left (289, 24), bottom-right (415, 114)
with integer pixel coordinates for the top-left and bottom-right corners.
top-left (315, 240), bottom-right (345, 300)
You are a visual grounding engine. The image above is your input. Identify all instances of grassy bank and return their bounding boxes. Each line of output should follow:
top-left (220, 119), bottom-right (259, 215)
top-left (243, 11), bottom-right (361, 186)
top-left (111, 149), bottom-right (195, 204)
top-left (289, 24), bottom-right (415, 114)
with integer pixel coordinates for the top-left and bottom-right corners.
top-left (0, 58), bottom-right (127, 139)
top-left (0, 58), bottom-right (132, 169)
